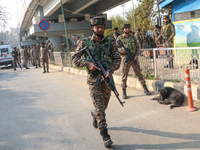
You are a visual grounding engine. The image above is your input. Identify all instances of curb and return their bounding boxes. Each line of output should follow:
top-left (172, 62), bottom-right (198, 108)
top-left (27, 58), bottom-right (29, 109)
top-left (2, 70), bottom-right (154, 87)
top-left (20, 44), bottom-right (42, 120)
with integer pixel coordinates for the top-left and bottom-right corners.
top-left (49, 64), bottom-right (200, 101)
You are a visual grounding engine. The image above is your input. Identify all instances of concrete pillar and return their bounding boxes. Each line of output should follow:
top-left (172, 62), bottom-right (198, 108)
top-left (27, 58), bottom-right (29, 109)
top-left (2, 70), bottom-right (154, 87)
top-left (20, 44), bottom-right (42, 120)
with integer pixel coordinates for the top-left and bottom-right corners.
top-left (48, 36), bottom-right (61, 52)
top-left (37, 6), bottom-right (44, 20)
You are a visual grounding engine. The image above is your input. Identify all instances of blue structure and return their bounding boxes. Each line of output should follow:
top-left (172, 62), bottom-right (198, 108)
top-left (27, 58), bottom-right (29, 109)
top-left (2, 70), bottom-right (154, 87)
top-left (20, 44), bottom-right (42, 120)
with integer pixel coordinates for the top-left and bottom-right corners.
top-left (159, 0), bottom-right (200, 47)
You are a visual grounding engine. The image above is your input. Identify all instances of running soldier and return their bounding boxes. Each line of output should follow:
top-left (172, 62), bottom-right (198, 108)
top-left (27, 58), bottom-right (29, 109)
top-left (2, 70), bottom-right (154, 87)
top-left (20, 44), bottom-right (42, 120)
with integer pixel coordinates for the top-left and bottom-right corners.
top-left (72, 16), bottom-right (121, 147)
top-left (158, 15), bottom-right (175, 68)
top-left (11, 47), bottom-right (22, 71)
top-left (40, 42), bottom-right (49, 73)
top-left (116, 24), bottom-right (151, 99)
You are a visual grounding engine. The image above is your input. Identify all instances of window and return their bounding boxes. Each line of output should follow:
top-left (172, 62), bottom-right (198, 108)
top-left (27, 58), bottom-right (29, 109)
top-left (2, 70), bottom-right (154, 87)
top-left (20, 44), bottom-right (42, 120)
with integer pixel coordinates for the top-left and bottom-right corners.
top-left (191, 11), bottom-right (195, 18)
top-left (0, 48), bottom-right (9, 57)
top-left (175, 10), bottom-right (200, 21)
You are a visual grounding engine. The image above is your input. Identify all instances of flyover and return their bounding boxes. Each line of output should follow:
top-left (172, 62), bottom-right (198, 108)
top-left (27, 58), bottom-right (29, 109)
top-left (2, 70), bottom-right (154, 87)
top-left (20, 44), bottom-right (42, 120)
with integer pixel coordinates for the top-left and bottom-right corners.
top-left (20, 0), bottom-right (130, 50)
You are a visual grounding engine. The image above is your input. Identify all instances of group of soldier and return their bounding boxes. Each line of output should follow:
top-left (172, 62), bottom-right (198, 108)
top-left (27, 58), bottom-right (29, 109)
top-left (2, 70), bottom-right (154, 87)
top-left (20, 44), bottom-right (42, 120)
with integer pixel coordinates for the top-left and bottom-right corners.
top-left (11, 40), bottom-right (54, 73)
top-left (72, 14), bottom-right (175, 148)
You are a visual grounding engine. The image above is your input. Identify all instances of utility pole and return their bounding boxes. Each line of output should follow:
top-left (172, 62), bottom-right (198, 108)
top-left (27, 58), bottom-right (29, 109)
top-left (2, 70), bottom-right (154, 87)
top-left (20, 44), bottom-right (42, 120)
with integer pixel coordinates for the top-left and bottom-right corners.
top-left (60, 0), bottom-right (72, 67)
top-left (121, 4), bottom-right (125, 19)
top-left (132, 0), bottom-right (136, 32)
top-left (157, 0), bottom-right (161, 26)
top-left (16, 1), bottom-right (21, 49)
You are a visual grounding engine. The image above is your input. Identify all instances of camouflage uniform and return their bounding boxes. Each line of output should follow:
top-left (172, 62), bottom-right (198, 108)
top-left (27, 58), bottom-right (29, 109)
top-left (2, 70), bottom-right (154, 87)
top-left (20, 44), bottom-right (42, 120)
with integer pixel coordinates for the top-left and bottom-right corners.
top-left (72, 35), bottom-right (121, 130)
top-left (11, 49), bottom-right (22, 70)
top-left (47, 42), bottom-right (53, 52)
top-left (116, 34), bottom-right (146, 89)
top-left (32, 47), bottom-right (40, 67)
top-left (161, 16), bottom-right (175, 68)
top-left (153, 28), bottom-right (162, 47)
top-left (23, 47), bottom-right (29, 68)
top-left (135, 30), bottom-right (144, 49)
top-left (40, 46), bottom-right (49, 71)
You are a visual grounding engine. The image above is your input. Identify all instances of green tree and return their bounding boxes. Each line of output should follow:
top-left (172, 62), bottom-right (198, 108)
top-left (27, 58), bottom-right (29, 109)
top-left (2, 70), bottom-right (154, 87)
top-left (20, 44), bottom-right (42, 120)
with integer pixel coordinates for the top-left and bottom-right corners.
top-left (104, 15), bottom-right (126, 37)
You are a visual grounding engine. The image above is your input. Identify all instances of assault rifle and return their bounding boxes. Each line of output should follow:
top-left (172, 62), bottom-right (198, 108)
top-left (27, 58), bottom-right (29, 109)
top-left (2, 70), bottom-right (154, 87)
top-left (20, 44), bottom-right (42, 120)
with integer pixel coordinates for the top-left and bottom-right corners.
top-left (80, 46), bottom-right (125, 107)
top-left (155, 30), bottom-right (173, 47)
top-left (117, 40), bottom-right (141, 71)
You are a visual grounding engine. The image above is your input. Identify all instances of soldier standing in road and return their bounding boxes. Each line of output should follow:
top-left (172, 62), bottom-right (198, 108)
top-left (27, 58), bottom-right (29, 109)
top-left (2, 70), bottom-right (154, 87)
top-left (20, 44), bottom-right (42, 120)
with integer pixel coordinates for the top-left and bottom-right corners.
top-left (113, 27), bottom-right (120, 40)
top-left (47, 40), bottom-right (53, 52)
top-left (116, 24), bottom-right (151, 99)
top-left (20, 46), bottom-right (25, 67)
top-left (153, 25), bottom-right (162, 47)
top-left (72, 16), bottom-right (121, 148)
top-left (158, 15), bottom-right (175, 68)
top-left (31, 44), bottom-right (41, 68)
top-left (11, 47), bottom-right (22, 71)
top-left (76, 36), bottom-right (81, 46)
top-left (135, 28), bottom-right (144, 49)
top-left (23, 46), bottom-right (30, 69)
top-left (40, 42), bottom-right (49, 73)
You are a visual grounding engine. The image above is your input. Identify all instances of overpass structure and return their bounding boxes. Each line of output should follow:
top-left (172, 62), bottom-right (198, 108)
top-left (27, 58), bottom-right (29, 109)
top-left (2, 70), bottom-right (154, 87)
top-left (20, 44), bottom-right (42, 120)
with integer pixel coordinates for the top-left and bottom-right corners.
top-left (20, 0), bottom-right (130, 51)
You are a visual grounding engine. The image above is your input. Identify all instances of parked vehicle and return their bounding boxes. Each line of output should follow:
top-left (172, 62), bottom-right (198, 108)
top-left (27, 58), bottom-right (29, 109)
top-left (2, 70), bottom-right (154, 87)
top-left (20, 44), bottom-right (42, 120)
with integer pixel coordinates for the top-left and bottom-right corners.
top-left (0, 45), bottom-right (13, 67)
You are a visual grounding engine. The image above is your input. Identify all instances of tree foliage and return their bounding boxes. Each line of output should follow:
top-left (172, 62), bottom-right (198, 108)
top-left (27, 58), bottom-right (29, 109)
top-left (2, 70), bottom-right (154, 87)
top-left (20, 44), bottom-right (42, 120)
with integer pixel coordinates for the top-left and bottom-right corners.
top-left (105, 0), bottom-right (172, 37)
top-left (0, 4), bottom-right (8, 27)
top-left (104, 15), bottom-right (126, 37)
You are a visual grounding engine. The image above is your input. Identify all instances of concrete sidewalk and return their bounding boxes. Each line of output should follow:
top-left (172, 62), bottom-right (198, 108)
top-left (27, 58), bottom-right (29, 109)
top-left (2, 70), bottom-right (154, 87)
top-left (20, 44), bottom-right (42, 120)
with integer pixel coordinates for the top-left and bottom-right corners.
top-left (49, 64), bottom-right (200, 101)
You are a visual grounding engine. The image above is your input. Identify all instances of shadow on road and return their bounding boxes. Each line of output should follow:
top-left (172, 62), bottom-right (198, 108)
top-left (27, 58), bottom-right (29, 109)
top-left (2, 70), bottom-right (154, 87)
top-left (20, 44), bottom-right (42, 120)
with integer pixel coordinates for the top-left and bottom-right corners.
top-left (108, 126), bottom-right (200, 150)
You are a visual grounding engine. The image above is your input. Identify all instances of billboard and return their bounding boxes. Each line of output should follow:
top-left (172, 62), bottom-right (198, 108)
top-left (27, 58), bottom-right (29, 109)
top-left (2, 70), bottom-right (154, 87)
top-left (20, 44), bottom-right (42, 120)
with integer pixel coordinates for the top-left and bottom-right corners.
top-left (174, 18), bottom-right (200, 48)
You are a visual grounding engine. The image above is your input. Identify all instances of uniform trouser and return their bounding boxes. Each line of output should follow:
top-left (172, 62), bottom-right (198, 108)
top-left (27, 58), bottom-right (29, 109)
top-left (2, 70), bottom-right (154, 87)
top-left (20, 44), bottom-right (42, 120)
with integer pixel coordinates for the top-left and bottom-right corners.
top-left (138, 41), bottom-right (143, 49)
top-left (163, 39), bottom-right (174, 68)
top-left (89, 81), bottom-right (111, 130)
top-left (34, 57), bottom-right (40, 66)
top-left (23, 57), bottom-right (28, 68)
top-left (13, 58), bottom-right (21, 69)
top-left (42, 58), bottom-right (49, 70)
top-left (121, 55), bottom-right (146, 89)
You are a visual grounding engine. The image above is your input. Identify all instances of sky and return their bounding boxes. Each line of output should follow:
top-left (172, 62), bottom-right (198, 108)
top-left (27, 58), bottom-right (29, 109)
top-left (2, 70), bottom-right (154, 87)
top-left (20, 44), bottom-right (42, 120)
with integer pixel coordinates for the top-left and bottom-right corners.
top-left (1, 0), bottom-right (137, 31)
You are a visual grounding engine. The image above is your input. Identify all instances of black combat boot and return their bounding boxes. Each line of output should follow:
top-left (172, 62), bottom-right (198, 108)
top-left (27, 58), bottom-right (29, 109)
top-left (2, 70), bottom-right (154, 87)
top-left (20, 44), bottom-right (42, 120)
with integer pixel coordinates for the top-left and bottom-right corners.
top-left (47, 68), bottom-right (49, 73)
top-left (26, 67), bottom-right (30, 69)
top-left (100, 129), bottom-right (113, 147)
top-left (35, 65), bottom-right (38, 69)
top-left (91, 110), bottom-right (97, 128)
top-left (43, 69), bottom-right (46, 73)
top-left (14, 68), bottom-right (16, 71)
top-left (122, 89), bottom-right (127, 99)
top-left (143, 85), bottom-right (151, 95)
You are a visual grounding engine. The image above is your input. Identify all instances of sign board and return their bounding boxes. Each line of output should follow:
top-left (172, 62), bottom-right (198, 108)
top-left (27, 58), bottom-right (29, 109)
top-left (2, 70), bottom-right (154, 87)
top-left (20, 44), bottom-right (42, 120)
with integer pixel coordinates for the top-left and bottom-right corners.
top-left (39, 19), bottom-right (50, 31)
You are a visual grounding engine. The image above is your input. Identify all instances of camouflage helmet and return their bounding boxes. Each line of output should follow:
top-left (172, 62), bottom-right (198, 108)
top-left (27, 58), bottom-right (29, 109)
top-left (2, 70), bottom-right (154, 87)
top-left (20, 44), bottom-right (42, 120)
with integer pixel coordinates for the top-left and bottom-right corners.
top-left (122, 24), bottom-right (130, 29)
top-left (137, 28), bottom-right (141, 31)
top-left (90, 16), bottom-right (106, 26)
top-left (163, 15), bottom-right (170, 19)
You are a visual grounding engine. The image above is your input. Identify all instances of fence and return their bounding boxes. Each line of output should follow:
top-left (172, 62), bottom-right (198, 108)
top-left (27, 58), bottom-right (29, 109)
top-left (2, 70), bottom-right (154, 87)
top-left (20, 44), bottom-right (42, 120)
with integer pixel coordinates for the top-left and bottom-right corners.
top-left (50, 47), bottom-right (200, 83)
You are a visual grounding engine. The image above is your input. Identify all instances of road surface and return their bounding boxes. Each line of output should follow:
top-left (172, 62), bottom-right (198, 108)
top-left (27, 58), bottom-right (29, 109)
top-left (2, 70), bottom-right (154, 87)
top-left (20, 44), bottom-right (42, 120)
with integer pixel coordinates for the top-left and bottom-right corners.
top-left (0, 65), bottom-right (200, 150)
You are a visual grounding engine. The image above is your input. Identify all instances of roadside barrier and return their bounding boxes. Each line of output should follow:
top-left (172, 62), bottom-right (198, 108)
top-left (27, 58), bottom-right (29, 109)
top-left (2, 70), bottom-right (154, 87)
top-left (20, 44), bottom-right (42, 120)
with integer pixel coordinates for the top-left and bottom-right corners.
top-left (185, 69), bottom-right (198, 112)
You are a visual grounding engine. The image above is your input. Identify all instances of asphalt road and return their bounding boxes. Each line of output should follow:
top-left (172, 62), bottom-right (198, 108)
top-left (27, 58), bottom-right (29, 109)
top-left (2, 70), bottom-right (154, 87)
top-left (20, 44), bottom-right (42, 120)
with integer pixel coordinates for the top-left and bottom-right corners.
top-left (0, 65), bottom-right (200, 150)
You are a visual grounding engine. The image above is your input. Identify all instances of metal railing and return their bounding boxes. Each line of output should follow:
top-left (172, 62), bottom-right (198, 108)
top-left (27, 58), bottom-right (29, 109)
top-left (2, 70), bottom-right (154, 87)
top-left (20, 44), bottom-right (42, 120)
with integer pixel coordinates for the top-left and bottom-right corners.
top-left (50, 47), bottom-right (200, 83)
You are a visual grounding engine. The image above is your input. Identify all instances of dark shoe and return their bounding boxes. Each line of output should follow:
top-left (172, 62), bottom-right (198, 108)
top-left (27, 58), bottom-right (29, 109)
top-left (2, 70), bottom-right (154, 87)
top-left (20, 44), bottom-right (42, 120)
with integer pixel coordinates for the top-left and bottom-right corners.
top-left (39, 65), bottom-right (42, 68)
top-left (26, 67), bottom-right (30, 69)
top-left (14, 69), bottom-right (16, 71)
top-left (35, 65), bottom-right (38, 69)
top-left (122, 89), bottom-right (127, 99)
top-left (91, 110), bottom-right (97, 128)
top-left (100, 129), bottom-right (113, 148)
top-left (20, 66), bottom-right (22, 69)
top-left (47, 69), bottom-right (49, 73)
top-left (43, 70), bottom-right (46, 73)
top-left (143, 85), bottom-right (151, 95)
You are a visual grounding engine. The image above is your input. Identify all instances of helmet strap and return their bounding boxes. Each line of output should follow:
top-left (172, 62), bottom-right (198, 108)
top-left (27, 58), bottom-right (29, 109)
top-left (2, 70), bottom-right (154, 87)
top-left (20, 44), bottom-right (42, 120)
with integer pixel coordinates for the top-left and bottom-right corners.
top-left (92, 30), bottom-right (104, 37)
